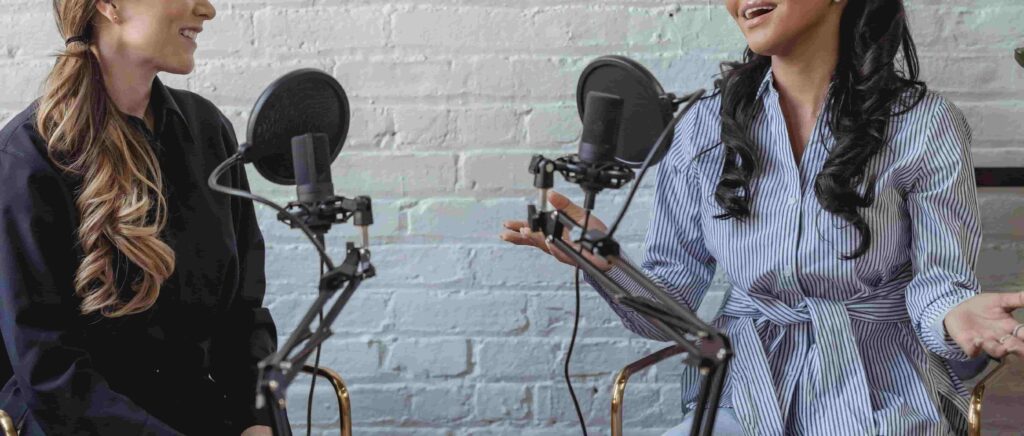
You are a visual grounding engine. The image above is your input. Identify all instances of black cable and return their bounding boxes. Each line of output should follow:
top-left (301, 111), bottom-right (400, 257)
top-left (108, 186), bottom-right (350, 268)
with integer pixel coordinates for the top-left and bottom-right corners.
top-left (564, 210), bottom-right (592, 436)
top-left (306, 246), bottom-right (326, 436)
top-left (208, 153), bottom-right (336, 270)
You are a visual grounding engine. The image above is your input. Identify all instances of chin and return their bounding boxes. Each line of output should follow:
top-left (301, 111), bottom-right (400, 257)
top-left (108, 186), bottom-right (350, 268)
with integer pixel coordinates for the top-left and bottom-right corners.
top-left (162, 58), bottom-right (195, 75)
top-left (741, 28), bottom-right (785, 57)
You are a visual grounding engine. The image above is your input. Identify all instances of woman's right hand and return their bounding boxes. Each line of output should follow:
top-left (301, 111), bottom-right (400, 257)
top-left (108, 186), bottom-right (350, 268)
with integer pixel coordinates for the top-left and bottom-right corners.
top-left (500, 190), bottom-right (613, 272)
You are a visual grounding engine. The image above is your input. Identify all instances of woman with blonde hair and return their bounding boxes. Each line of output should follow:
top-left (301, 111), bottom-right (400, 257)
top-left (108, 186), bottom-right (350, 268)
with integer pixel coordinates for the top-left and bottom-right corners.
top-left (0, 1), bottom-right (276, 434)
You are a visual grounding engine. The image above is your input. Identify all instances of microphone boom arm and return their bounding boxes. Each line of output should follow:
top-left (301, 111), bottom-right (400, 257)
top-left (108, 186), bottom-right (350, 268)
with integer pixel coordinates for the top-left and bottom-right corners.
top-left (208, 153), bottom-right (376, 436)
top-left (525, 204), bottom-right (732, 436)
top-left (525, 86), bottom-right (728, 436)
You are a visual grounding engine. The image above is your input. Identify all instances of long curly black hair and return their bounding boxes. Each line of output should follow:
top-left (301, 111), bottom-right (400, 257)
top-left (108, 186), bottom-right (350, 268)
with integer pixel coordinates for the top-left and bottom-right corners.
top-left (712, 0), bottom-right (926, 260)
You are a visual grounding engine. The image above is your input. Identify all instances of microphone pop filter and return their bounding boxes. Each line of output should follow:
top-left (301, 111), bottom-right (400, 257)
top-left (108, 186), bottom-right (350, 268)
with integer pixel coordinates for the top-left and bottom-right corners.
top-left (245, 69), bottom-right (350, 185)
top-left (576, 56), bottom-right (675, 168)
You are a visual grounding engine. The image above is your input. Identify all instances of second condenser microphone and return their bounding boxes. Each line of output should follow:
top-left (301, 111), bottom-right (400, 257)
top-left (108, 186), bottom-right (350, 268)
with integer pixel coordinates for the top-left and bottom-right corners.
top-left (578, 91), bottom-right (624, 165)
top-left (292, 133), bottom-right (335, 204)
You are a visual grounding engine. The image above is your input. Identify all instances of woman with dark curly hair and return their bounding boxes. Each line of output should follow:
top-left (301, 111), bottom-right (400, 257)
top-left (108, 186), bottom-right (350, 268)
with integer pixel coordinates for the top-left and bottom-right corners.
top-left (0, 1), bottom-right (276, 435)
top-left (503, 0), bottom-right (1024, 434)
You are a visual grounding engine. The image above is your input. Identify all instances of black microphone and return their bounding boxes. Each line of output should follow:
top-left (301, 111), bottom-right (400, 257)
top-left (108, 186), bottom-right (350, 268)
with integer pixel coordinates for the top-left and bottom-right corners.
top-left (291, 133), bottom-right (335, 204)
top-left (1016, 47), bottom-right (1023, 68)
top-left (578, 91), bottom-right (624, 165)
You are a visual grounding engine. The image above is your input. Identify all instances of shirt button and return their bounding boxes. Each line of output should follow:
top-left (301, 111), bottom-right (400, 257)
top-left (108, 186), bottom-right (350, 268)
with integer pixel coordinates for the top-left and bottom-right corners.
top-left (787, 196), bottom-right (798, 206)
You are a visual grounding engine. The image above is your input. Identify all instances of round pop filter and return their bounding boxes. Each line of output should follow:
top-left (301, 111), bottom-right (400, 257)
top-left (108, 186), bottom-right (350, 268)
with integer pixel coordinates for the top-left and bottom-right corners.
top-left (577, 56), bottom-right (674, 168)
top-left (246, 69), bottom-right (350, 185)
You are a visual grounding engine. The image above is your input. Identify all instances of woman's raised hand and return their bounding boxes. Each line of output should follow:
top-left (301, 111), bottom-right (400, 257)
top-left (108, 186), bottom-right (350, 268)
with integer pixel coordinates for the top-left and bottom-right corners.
top-left (944, 291), bottom-right (1024, 359)
top-left (500, 191), bottom-right (613, 272)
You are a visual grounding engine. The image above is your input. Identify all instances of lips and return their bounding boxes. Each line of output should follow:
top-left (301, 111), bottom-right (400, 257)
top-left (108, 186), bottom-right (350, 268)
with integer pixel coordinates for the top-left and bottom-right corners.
top-left (740, 2), bottom-right (777, 21)
top-left (179, 27), bottom-right (201, 42)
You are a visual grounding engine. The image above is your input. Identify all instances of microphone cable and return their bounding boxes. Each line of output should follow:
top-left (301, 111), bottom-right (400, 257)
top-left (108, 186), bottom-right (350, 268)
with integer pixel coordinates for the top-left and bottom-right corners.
top-left (565, 209), bottom-right (593, 436)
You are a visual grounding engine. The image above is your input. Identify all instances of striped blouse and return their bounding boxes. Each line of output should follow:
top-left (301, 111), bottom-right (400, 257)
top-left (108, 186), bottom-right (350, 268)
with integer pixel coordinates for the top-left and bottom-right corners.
top-left (587, 70), bottom-right (980, 435)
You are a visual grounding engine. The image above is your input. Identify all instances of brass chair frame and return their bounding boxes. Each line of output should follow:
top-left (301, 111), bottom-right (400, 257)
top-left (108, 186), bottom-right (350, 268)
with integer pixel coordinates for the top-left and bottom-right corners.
top-left (0, 409), bottom-right (15, 436)
top-left (610, 345), bottom-right (685, 436)
top-left (967, 357), bottom-right (1015, 436)
top-left (0, 364), bottom-right (351, 436)
top-left (301, 364), bottom-right (352, 436)
top-left (610, 347), bottom-right (1016, 436)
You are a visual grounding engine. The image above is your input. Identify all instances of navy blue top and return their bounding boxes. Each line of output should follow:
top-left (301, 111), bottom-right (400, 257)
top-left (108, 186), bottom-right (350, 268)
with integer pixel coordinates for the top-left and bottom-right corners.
top-left (587, 70), bottom-right (981, 435)
top-left (0, 77), bottom-right (276, 435)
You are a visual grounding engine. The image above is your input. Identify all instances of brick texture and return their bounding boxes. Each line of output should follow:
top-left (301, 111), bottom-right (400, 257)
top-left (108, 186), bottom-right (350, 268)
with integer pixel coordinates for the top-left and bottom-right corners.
top-left (1, 0), bottom-right (1022, 434)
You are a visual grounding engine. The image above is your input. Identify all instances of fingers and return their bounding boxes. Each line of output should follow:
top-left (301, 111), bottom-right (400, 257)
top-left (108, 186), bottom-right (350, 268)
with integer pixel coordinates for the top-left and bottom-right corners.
top-left (503, 220), bottom-right (528, 231)
top-left (547, 191), bottom-right (586, 221)
top-left (1002, 336), bottom-right (1024, 358)
top-left (974, 318), bottom-right (1024, 359)
top-left (499, 229), bottom-right (532, 245)
top-left (983, 334), bottom-right (1024, 359)
top-left (999, 291), bottom-right (1024, 310)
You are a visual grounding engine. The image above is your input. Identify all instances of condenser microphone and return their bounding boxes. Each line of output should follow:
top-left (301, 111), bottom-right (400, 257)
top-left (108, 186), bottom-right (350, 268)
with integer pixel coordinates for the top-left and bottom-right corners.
top-left (291, 133), bottom-right (335, 204)
top-left (578, 91), bottom-right (624, 165)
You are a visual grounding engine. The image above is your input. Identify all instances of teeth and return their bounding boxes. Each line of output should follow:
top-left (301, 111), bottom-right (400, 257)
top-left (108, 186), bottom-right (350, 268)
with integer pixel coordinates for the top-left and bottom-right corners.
top-left (744, 6), bottom-right (775, 20)
top-left (180, 29), bottom-right (197, 40)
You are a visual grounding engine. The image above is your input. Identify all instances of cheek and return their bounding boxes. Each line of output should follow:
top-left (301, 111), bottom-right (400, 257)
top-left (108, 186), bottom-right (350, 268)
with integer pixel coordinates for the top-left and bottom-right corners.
top-left (723, 0), bottom-right (741, 20)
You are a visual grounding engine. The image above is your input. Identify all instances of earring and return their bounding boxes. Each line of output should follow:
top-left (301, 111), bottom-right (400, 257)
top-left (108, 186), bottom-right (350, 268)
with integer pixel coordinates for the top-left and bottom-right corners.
top-left (113, 15), bottom-right (120, 23)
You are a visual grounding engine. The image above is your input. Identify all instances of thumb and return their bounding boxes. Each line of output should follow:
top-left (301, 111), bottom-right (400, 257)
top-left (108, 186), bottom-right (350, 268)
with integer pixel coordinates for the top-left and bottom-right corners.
top-left (547, 190), bottom-right (586, 220)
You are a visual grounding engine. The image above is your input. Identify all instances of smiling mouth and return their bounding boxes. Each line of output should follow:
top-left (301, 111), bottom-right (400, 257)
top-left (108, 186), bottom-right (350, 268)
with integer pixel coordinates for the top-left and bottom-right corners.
top-left (180, 29), bottom-right (199, 42)
top-left (743, 5), bottom-right (777, 21)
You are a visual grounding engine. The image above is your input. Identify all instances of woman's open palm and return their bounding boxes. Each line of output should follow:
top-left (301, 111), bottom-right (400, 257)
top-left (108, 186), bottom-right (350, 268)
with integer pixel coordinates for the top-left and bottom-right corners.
top-left (499, 191), bottom-right (613, 272)
top-left (945, 291), bottom-right (1024, 359)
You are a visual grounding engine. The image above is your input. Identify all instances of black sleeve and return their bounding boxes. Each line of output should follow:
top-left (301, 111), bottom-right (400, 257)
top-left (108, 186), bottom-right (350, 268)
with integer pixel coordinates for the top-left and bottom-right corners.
top-left (0, 140), bottom-right (182, 435)
top-left (208, 113), bottom-right (278, 433)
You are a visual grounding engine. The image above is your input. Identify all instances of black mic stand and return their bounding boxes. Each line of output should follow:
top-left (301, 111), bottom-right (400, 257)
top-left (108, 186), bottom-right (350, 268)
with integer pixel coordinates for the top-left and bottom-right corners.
top-left (210, 141), bottom-right (376, 436)
top-left (525, 89), bottom-right (732, 436)
top-left (260, 194), bottom-right (375, 436)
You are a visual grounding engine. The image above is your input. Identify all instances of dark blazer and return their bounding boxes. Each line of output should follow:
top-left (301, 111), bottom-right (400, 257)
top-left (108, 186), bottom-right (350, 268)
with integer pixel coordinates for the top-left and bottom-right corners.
top-left (0, 77), bottom-right (277, 435)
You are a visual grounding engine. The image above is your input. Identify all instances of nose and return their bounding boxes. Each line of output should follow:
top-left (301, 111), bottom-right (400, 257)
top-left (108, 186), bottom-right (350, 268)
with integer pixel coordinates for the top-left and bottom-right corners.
top-left (195, 0), bottom-right (217, 21)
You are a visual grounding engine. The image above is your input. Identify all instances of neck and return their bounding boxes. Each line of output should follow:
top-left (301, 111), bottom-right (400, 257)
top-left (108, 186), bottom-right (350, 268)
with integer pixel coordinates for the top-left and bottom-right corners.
top-left (90, 45), bottom-right (156, 120)
top-left (770, 17), bottom-right (841, 110)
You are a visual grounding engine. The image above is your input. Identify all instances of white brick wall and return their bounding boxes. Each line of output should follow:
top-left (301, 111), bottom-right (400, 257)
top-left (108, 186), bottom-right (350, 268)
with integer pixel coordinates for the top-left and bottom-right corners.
top-left (2, 1), bottom-right (1022, 434)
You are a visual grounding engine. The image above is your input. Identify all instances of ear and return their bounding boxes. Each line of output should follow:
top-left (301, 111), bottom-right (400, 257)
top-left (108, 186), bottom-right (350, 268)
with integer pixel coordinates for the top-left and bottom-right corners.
top-left (94, 0), bottom-right (119, 25)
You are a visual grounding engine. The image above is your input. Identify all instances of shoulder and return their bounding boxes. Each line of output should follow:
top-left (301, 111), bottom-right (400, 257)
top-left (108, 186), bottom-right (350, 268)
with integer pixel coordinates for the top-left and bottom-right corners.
top-left (0, 105), bottom-right (73, 213)
top-left (665, 92), bottom-right (723, 170)
top-left (897, 90), bottom-right (971, 140)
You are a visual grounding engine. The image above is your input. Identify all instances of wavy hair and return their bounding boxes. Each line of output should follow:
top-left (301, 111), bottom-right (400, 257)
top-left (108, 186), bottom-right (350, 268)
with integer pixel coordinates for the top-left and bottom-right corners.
top-left (712, 0), bottom-right (926, 259)
top-left (36, 0), bottom-right (174, 317)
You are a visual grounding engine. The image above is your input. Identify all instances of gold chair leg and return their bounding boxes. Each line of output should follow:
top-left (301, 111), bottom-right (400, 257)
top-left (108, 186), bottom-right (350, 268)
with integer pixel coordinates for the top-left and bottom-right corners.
top-left (0, 409), bottom-right (16, 436)
top-left (968, 358), bottom-right (1009, 436)
top-left (611, 345), bottom-right (685, 436)
top-left (302, 365), bottom-right (352, 436)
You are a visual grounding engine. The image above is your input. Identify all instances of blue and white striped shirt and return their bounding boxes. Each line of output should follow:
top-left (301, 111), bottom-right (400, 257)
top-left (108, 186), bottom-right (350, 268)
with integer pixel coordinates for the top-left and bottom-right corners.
top-left (588, 70), bottom-right (980, 435)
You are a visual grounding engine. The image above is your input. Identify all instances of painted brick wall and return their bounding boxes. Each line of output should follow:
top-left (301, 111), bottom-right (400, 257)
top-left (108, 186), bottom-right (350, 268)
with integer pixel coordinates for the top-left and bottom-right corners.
top-left (1, 0), bottom-right (1022, 434)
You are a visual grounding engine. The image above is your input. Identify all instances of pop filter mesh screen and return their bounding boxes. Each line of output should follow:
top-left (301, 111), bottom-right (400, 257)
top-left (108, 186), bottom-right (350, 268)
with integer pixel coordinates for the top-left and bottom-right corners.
top-left (251, 71), bottom-right (347, 185)
top-left (578, 57), bottom-right (671, 168)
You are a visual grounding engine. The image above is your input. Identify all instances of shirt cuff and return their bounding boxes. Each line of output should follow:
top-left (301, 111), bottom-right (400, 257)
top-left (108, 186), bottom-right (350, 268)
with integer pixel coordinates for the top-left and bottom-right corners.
top-left (923, 295), bottom-right (973, 361)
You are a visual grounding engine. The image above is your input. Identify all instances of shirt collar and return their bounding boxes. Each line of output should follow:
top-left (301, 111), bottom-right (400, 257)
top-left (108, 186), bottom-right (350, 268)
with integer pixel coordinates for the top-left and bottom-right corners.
top-left (149, 75), bottom-right (188, 137)
top-left (755, 67), bottom-right (775, 101)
